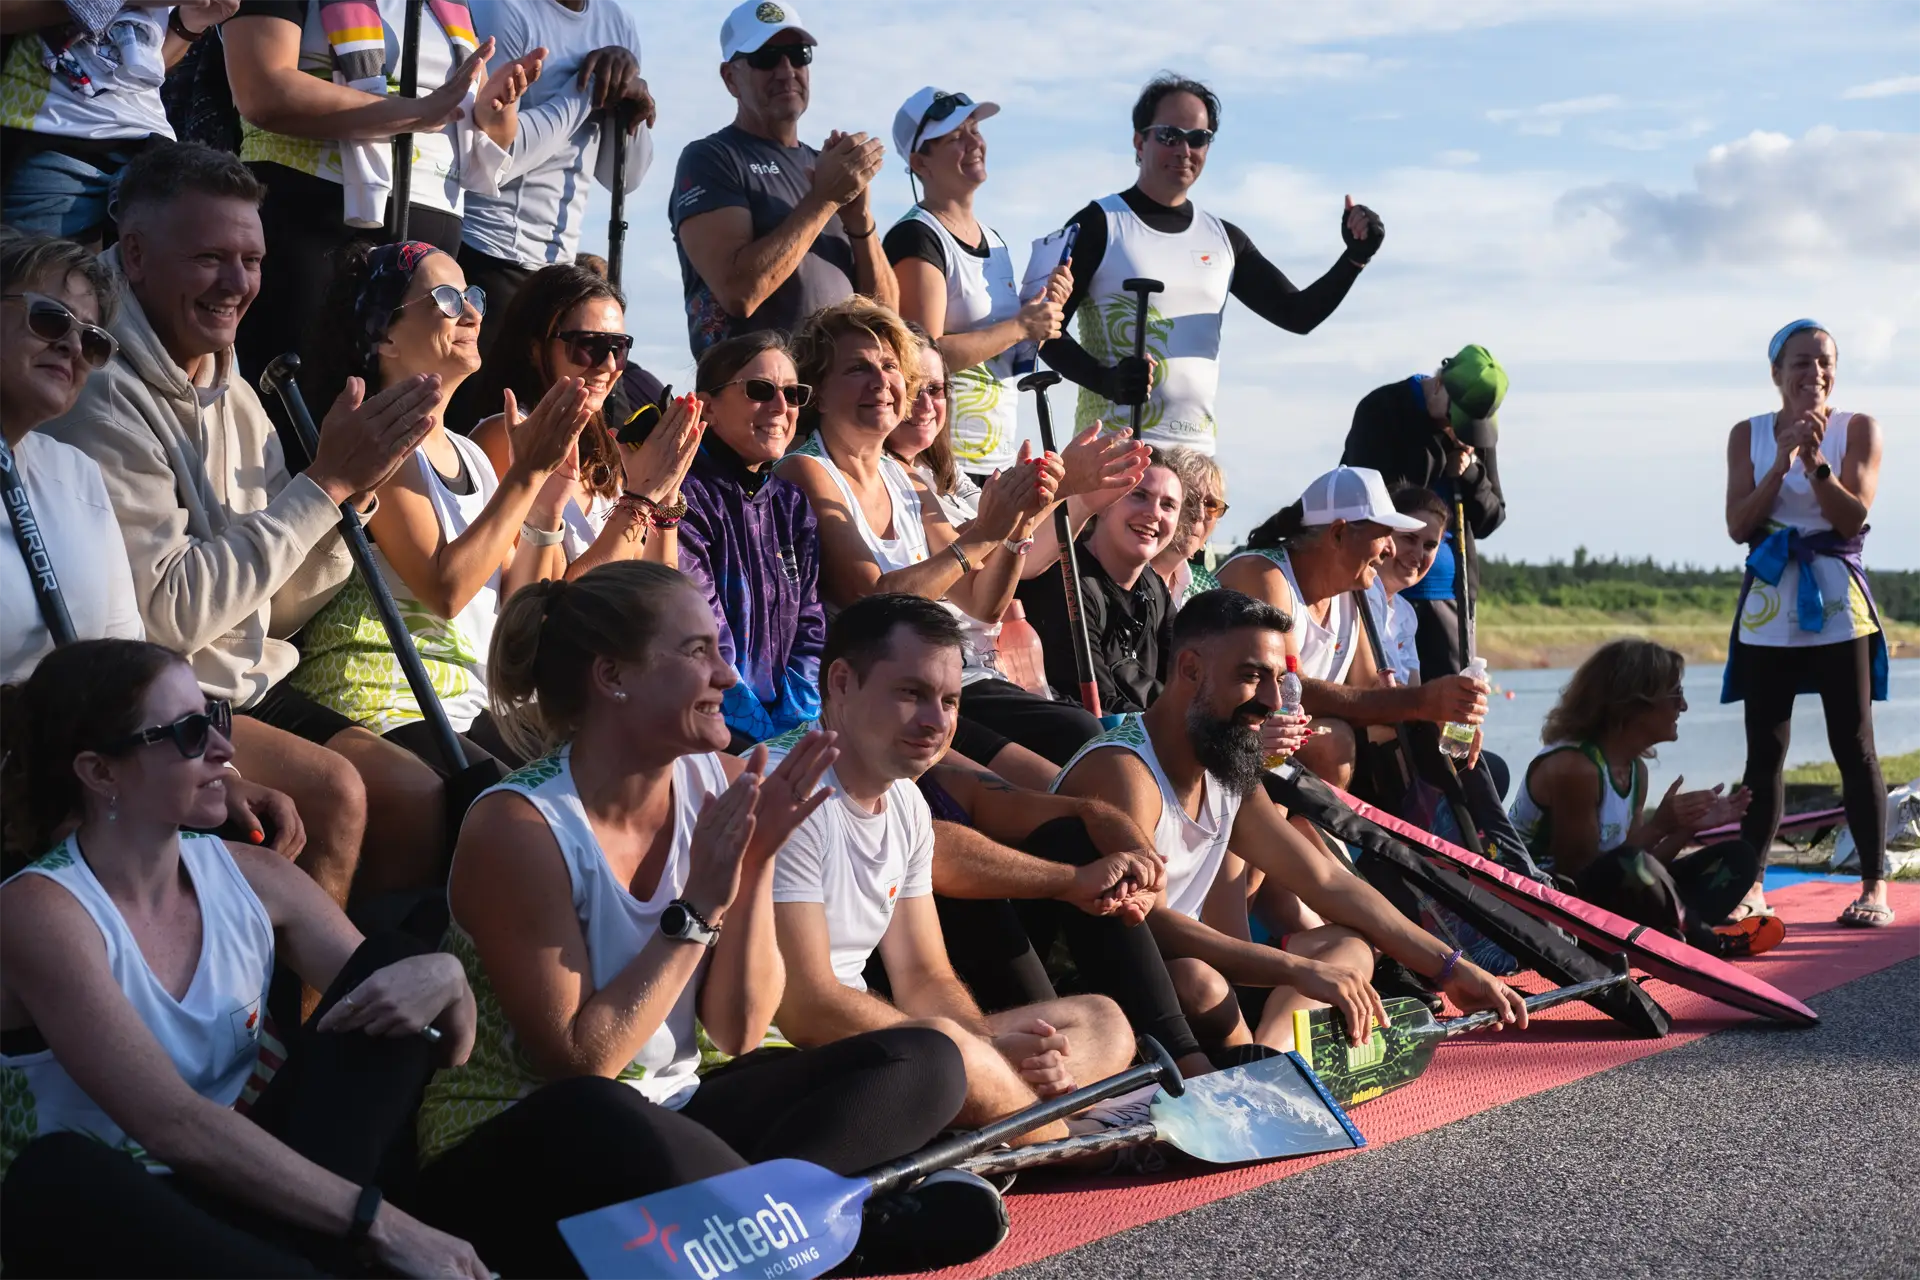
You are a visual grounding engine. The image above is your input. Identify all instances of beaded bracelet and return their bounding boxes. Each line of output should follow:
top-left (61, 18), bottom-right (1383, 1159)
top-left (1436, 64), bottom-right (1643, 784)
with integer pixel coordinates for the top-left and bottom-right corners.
top-left (1435, 946), bottom-right (1464, 985)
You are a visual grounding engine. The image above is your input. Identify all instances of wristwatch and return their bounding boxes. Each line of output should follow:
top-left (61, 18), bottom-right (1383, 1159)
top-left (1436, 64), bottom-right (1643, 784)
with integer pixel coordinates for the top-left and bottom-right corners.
top-left (520, 521), bottom-right (565, 546)
top-left (1812, 462), bottom-right (1833, 483)
top-left (1002, 535), bottom-right (1036, 555)
top-left (660, 898), bottom-right (720, 947)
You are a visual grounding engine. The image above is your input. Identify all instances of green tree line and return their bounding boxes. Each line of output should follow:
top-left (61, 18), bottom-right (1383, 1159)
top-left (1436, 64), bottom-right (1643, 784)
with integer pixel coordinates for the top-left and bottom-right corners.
top-left (1477, 548), bottom-right (1920, 623)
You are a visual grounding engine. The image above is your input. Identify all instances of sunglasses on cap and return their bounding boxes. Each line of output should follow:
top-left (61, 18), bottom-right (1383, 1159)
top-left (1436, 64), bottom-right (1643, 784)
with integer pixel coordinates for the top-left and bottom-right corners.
top-left (737, 43), bottom-right (813, 71)
top-left (912, 91), bottom-right (975, 151)
top-left (721, 377), bottom-right (812, 408)
top-left (105, 698), bottom-right (233, 760)
top-left (1145, 124), bottom-right (1214, 149)
top-left (4, 292), bottom-right (118, 369)
top-left (395, 283), bottom-right (486, 321)
top-left (555, 329), bottom-right (633, 370)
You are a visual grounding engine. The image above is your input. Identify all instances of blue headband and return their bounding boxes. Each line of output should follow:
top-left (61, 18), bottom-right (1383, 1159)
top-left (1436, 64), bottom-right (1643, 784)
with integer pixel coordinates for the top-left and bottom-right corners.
top-left (1768, 318), bottom-right (1828, 365)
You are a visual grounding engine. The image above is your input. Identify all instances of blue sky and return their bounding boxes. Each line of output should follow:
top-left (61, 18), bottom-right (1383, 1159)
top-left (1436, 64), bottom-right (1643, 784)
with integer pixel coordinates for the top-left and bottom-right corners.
top-left (567, 0), bottom-right (1917, 569)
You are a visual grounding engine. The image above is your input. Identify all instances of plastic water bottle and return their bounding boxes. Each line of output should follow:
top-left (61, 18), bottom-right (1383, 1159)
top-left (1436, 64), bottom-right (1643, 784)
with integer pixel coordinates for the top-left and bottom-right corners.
top-left (1440, 656), bottom-right (1489, 760)
top-left (992, 600), bottom-right (1048, 695)
top-left (1265, 654), bottom-right (1304, 768)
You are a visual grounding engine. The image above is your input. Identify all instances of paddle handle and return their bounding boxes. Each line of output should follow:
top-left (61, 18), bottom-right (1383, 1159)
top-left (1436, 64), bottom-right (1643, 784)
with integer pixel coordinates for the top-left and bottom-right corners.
top-left (388, 0), bottom-right (423, 243)
top-left (1120, 277), bottom-right (1162, 440)
top-left (1440, 969), bottom-right (1634, 1039)
top-left (604, 101), bottom-right (635, 289)
top-left (1021, 371), bottom-right (1102, 717)
top-left (863, 1036), bottom-right (1181, 1195)
top-left (958, 1121), bottom-right (1157, 1179)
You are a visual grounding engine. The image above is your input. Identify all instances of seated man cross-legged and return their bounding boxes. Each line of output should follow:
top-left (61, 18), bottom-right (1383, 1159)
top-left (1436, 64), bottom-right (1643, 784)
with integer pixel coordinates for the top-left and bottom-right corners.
top-left (1053, 589), bottom-right (1529, 1056)
top-left (769, 594), bottom-right (1138, 1144)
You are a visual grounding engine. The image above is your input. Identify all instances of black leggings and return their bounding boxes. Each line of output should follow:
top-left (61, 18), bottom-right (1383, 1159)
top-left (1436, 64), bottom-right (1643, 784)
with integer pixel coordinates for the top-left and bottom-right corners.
top-left (1737, 637), bottom-right (1886, 882)
top-left (411, 1028), bottom-right (967, 1279)
top-left (935, 816), bottom-right (1201, 1062)
top-left (0, 933), bottom-right (438, 1278)
top-left (1573, 839), bottom-right (1762, 942)
top-left (958, 678), bottom-right (1102, 767)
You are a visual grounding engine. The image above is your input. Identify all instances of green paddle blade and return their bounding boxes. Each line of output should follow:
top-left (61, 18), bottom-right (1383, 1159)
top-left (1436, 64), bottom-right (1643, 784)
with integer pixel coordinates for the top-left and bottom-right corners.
top-left (1292, 997), bottom-right (1444, 1107)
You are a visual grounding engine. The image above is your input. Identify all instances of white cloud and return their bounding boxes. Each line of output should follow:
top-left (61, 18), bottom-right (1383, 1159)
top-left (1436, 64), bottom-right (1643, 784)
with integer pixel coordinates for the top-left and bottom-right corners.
top-left (1592, 117), bottom-right (1714, 151)
top-left (1842, 74), bottom-right (1920, 99)
top-left (1435, 149), bottom-right (1481, 166)
top-left (1486, 93), bottom-right (1623, 136)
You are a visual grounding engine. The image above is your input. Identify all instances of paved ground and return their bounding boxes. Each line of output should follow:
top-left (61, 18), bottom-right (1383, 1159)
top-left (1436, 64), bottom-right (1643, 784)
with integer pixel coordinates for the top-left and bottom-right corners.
top-left (1004, 957), bottom-right (1920, 1280)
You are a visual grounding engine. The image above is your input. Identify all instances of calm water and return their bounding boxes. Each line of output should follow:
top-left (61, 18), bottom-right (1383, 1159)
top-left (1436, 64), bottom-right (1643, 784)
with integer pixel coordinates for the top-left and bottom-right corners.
top-left (1480, 658), bottom-right (1920, 804)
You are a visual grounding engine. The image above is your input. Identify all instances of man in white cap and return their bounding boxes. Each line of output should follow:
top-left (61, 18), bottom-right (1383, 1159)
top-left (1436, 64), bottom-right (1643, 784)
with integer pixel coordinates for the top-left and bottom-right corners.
top-left (670, 1), bottom-right (896, 356)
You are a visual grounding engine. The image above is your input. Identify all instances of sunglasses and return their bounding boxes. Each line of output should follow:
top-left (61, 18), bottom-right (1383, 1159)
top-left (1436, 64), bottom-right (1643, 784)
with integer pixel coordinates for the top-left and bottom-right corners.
top-left (1200, 496), bottom-right (1230, 518)
top-left (912, 91), bottom-right (975, 151)
top-left (555, 329), bottom-right (632, 370)
top-left (722, 377), bottom-right (812, 408)
top-left (1145, 124), bottom-right (1214, 149)
top-left (395, 283), bottom-right (486, 321)
top-left (4, 292), bottom-right (118, 368)
top-left (913, 379), bottom-right (949, 402)
top-left (105, 698), bottom-right (233, 760)
top-left (737, 42), bottom-right (813, 71)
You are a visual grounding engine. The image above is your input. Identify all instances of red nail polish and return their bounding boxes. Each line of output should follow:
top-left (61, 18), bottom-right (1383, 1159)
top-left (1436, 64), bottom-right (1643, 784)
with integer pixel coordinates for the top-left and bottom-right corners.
top-left (250, 829), bottom-right (265, 843)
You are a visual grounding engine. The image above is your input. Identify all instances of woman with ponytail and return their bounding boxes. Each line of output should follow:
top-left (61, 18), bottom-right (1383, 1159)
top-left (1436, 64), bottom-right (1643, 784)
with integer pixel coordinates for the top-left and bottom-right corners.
top-left (1, 640), bottom-right (485, 1278)
top-left (409, 563), bottom-right (981, 1279)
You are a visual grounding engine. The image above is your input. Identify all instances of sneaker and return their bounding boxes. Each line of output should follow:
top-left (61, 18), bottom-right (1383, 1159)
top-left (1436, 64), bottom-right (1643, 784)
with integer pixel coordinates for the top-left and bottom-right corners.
top-left (842, 1169), bottom-right (1009, 1276)
top-left (1711, 913), bottom-right (1786, 957)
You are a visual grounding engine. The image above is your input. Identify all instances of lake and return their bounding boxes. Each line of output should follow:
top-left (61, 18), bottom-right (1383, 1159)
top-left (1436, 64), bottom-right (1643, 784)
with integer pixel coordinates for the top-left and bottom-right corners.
top-left (1480, 658), bottom-right (1920, 804)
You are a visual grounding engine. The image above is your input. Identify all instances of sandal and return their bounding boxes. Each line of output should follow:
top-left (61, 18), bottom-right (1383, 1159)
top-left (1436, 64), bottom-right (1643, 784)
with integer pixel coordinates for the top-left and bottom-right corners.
top-left (1837, 900), bottom-right (1896, 928)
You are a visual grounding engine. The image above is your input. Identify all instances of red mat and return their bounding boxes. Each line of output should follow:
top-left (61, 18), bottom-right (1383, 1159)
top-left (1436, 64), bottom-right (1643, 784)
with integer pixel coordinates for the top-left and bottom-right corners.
top-left (921, 878), bottom-right (1920, 1279)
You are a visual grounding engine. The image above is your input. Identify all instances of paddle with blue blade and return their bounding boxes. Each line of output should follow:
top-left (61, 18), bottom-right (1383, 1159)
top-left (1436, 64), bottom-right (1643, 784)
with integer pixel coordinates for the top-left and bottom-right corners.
top-left (560, 1038), bottom-right (1185, 1279)
top-left (957, 1048), bottom-right (1364, 1180)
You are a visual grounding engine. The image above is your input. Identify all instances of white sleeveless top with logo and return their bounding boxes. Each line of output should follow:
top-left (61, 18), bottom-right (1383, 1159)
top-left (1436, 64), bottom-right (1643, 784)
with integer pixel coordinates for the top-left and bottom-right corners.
top-left (1, 833), bottom-right (273, 1178)
top-left (896, 207), bottom-right (1022, 472)
top-left (416, 746), bottom-right (730, 1164)
top-left (1054, 714), bottom-right (1240, 920)
top-left (292, 431), bottom-right (503, 733)
top-left (1508, 741), bottom-right (1642, 874)
top-left (1739, 410), bottom-right (1875, 648)
top-left (561, 491), bottom-right (618, 564)
top-left (1221, 547), bottom-right (1358, 684)
top-left (1072, 193), bottom-right (1235, 454)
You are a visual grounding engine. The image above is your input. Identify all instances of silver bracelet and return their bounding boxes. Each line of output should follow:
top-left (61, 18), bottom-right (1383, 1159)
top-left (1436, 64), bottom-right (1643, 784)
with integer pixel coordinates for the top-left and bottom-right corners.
top-left (520, 521), bottom-right (565, 547)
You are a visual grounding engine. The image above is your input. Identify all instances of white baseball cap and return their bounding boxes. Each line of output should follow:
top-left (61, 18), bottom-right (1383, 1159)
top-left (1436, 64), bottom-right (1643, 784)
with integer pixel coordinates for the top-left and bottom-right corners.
top-left (892, 87), bottom-right (1000, 160)
top-left (1298, 466), bottom-right (1427, 531)
top-left (720, 0), bottom-right (815, 61)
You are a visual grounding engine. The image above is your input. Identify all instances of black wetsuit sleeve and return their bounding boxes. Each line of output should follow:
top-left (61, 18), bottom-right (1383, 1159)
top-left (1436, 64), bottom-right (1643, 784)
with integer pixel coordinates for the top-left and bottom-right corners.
top-left (881, 219), bottom-right (946, 272)
top-left (1224, 221), bottom-right (1364, 335)
top-left (1459, 445), bottom-right (1506, 537)
top-left (1038, 201), bottom-right (1111, 394)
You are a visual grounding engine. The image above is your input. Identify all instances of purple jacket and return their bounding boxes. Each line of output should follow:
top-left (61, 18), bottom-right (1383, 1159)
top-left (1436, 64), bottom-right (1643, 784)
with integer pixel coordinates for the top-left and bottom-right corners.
top-left (678, 439), bottom-right (825, 740)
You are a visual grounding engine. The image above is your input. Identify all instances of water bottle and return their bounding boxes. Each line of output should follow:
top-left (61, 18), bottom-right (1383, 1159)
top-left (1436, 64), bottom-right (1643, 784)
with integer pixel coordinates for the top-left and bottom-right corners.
top-left (1440, 656), bottom-right (1489, 760)
top-left (1265, 654), bottom-right (1304, 768)
top-left (992, 600), bottom-right (1048, 695)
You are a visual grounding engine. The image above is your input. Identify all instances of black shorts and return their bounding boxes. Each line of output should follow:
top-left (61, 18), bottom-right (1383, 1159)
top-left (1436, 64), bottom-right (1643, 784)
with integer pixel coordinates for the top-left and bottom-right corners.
top-left (242, 680), bottom-right (355, 746)
top-left (951, 714), bottom-right (1012, 768)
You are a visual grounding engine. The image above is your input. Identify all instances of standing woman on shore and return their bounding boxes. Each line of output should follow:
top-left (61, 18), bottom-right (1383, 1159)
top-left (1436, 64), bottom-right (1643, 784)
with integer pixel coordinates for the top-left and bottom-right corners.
top-left (1723, 320), bottom-right (1889, 927)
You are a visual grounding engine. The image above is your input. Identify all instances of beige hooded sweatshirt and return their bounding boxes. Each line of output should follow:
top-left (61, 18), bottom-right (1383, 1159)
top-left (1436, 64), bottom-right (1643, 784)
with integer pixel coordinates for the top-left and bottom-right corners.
top-left (41, 248), bottom-right (353, 707)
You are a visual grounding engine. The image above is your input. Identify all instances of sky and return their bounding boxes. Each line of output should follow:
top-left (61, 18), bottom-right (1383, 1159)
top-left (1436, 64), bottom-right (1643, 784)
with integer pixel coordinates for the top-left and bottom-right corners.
top-left (564, 0), bottom-right (1918, 569)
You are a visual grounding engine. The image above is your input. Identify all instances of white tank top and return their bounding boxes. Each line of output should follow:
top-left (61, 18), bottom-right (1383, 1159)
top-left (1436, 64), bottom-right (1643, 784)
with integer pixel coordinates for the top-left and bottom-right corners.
top-left (1508, 741), bottom-right (1642, 874)
top-left (1738, 410), bottom-right (1874, 649)
top-left (1222, 547), bottom-right (1358, 684)
top-left (1073, 193), bottom-right (1235, 454)
top-left (1055, 713), bottom-right (1239, 920)
top-left (1, 833), bottom-right (274, 1177)
top-left (561, 491), bottom-right (617, 564)
top-left (417, 746), bottom-right (731, 1164)
top-left (897, 207), bottom-right (1022, 471)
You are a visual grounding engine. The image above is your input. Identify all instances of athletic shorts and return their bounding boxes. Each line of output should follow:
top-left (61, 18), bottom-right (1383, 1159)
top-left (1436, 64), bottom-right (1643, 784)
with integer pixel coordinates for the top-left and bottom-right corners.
top-left (951, 714), bottom-right (1012, 769)
top-left (242, 680), bottom-right (356, 746)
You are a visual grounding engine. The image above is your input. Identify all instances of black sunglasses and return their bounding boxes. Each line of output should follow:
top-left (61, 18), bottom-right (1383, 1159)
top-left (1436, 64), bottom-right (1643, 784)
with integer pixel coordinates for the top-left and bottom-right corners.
top-left (396, 283), bottom-right (486, 321)
top-left (737, 43), bottom-right (813, 71)
top-left (722, 377), bottom-right (812, 408)
top-left (1146, 124), bottom-right (1214, 149)
top-left (912, 91), bottom-right (974, 151)
top-left (556, 329), bottom-right (632, 370)
top-left (105, 698), bottom-right (233, 760)
top-left (4, 291), bottom-right (118, 368)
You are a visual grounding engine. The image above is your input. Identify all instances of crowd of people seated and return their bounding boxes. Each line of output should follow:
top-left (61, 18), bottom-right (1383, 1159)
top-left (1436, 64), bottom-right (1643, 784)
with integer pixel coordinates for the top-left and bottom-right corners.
top-left (0, 2), bottom-right (1890, 1276)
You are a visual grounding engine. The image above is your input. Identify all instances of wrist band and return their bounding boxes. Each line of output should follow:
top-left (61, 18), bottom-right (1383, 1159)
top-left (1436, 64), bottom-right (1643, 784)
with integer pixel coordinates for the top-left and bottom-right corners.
top-left (520, 521), bottom-right (565, 547)
top-left (347, 1184), bottom-right (383, 1261)
top-left (948, 542), bottom-right (973, 573)
top-left (169, 7), bottom-right (209, 40)
top-left (1435, 947), bottom-right (1464, 985)
top-left (1002, 535), bottom-right (1035, 555)
top-left (846, 222), bottom-right (876, 238)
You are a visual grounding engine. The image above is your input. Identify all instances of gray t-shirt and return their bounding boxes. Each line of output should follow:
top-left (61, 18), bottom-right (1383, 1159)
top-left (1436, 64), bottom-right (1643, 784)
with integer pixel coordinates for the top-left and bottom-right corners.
top-left (670, 125), bottom-right (856, 355)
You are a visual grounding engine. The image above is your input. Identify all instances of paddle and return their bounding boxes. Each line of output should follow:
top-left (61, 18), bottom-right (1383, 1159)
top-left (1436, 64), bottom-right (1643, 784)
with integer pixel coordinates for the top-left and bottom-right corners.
top-left (258, 354), bottom-right (504, 852)
top-left (603, 100), bottom-right (637, 289)
top-left (559, 1038), bottom-right (1184, 1280)
top-left (1018, 369), bottom-right (1101, 716)
top-left (957, 1048), bottom-right (1364, 1181)
top-left (1453, 496), bottom-right (1473, 667)
top-left (388, 0), bottom-right (425, 243)
top-left (1119, 276), bottom-right (1163, 439)
top-left (0, 436), bottom-right (78, 647)
top-left (1292, 969), bottom-right (1634, 1108)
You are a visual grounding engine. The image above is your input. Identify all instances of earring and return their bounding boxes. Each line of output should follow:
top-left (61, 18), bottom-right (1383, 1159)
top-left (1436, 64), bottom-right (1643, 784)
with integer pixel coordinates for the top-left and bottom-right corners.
top-left (107, 793), bottom-right (119, 823)
top-left (612, 690), bottom-right (629, 703)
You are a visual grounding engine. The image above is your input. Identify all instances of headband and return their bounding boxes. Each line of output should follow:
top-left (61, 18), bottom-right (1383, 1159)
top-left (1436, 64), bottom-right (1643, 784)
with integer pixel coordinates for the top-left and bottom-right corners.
top-left (352, 240), bottom-right (441, 370)
top-left (1767, 318), bottom-right (1829, 365)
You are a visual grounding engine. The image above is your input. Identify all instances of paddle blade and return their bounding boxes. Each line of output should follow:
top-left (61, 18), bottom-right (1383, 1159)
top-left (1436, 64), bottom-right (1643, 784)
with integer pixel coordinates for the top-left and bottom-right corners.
top-left (559, 1159), bottom-right (868, 1280)
top-left (1293, 1000), bottom-right (1442, 1107)
top-left (1149, 1051), bottom-right (1364, 1163)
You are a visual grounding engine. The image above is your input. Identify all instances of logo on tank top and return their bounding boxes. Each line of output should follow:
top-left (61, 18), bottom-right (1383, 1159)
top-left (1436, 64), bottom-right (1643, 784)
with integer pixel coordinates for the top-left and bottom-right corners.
top-left (1192, 250), bottom-right (1221, 268)
top-left (748, 161), bottom-right (783, 176)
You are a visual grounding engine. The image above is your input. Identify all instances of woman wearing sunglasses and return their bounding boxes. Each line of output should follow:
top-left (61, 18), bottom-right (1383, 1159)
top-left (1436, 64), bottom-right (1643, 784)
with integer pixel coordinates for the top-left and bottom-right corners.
top-left (468, 264), bottom-right (705, 581)
top-left (675, 332), bottom-right (829, 748)
top-left (0, 229), bottom-right (145, 685)
top-left (0, 639), bottom-right (488, 1278)
top-left (1040, 74), bottom-right (1385, 456)
top-left (291, 242), bottom-right (590, 792)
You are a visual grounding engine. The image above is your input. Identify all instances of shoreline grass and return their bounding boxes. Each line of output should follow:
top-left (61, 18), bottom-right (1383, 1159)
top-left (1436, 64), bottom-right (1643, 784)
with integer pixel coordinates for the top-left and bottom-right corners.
top-left (1784, 747), bottom-right (1920, 788)
top-left (1477, 602), bottom-right (1919, 671)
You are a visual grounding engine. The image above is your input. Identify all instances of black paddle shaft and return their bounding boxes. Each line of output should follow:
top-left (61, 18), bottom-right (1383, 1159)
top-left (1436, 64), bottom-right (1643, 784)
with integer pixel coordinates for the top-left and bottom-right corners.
top-left (1120, 277), bottom-right (1163, 439)
top-left (0, 437), bottom-right (78, 646)
top-left (259, 353), bottom-right (472, 778)
top-left (604, 101), bottom-right (636, 288)
top-left (388, 0), bottom-right (425, 243)
top-left (1453, 498), bottom-right (1473, 665)
top-left (1017, 370), bottom-right (1101, 717)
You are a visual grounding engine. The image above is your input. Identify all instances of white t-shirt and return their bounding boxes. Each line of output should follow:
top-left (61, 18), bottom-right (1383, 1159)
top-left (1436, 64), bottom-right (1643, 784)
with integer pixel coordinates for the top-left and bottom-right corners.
top-left (0, 8), bottom-right (175, 143)
top-left (1, 432), bottom-right (144, 684)
top-left (1364, 580), bottom-right (1420, 685)
top-left (770, 761), bottom-right (934, 991)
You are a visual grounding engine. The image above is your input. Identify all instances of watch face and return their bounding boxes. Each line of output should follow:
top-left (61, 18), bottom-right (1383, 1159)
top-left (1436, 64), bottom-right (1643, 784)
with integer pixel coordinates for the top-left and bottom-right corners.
top-left (661, 904), bottom-right (688, 936)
